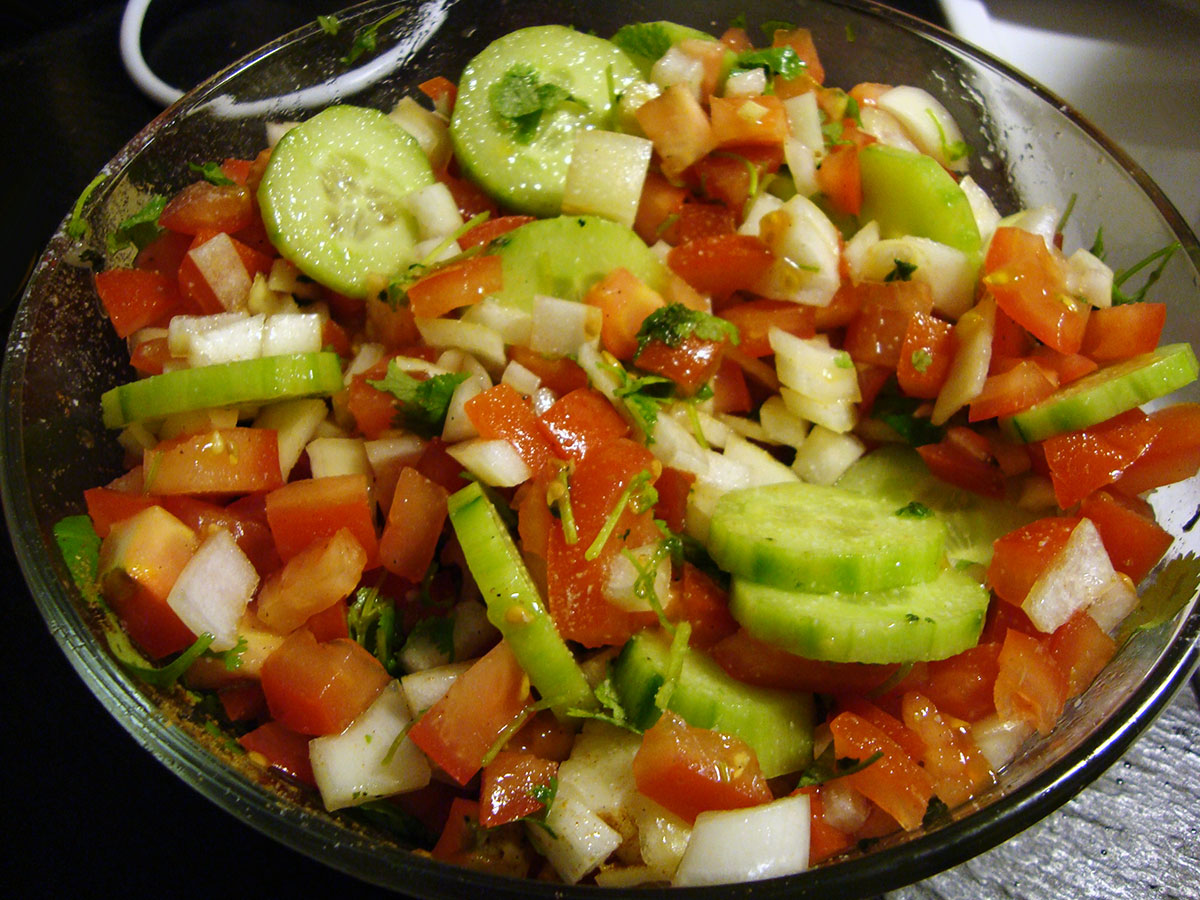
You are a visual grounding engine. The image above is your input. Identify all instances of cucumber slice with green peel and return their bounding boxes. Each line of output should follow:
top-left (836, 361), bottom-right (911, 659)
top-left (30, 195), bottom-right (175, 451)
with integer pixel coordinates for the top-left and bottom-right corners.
top-left (730, 567), bottom-right (990, 664)
top-left (491, 215), bottom-right (668, 311)
top-left (609, 21), bottom-right (724, 77)
top-left (610, 629), bottom-right (814, 778)
top-left (706, 481), bottom-right (948, 594)
top-left (446, 481), bottom-right (595, 715)
top-left (257, 105), bottom-right (434, 298)
top-left (450, 26), bottom-right (642, 217)
top-left (858, 143), bottom-right (982, 258)
top-left (836, 444), bottom-right (1037, 566)
top-left (999, 343), bottom-right (1198, 443)
top-left (100, 352), bottom-right (343, 428)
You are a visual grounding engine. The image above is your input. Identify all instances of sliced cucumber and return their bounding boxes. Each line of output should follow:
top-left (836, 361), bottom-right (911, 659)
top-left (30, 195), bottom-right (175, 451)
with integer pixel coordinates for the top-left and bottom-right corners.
top-left (100, 352), bottom-right (343, 428)
top-left (491, 214), bottom-right (667, 311)
top-left (706, 481), bottom-right (948, 593)
top-left (999, 343), bottom-right (1198, 443)
top-left (610, 20), bottom-right (722, 77)
top-left (836, 443), bottom-right (1037, 566)
top-left (258, 105), bottom-right (434, 298)
top-left (446, 481), bottom-right (595, 715)
top-left (450, 25), bottom-right (642, 217)
top-left (730, 566), bottom-right (989, 664)
top-left (610, 628), bottom-right (814, 778)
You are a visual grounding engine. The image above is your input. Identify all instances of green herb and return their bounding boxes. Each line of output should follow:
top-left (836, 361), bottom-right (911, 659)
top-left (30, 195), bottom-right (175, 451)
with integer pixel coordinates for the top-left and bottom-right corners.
top-left (585, 470), bottom-right (658, 561)
top-left (759, 19), bottom-right (797, 37)
top-left (216, 635), bottom-right (248, 671)
top-left (845, 22), bottom-right (857, 42)
top-left (107, 195), bottom-right (167, 255)
top-left (708, 151), bottom-right (761, 201)
top-left (622, 541), bottom-right (674, 630)
top-left (928, 109), bottom-right (970, 163)
top-left (348, 800), bottom-right (435, 846)
top-left (188, 161), bottom-right (235, 186)
top-left (128, 633), bottom-right (216, 689)
top-left (368, 360), bottom-right (468, 437)
top-left (871, 385), bottom-right (945, 447)
top-left (522, 776), bottom-right (559, 837)
top-left (1054, 193), bottom-right (1078, 236)
top-left (885, 258), bottom-right (918, 282)
top-left (53, 515), bottom-right (103, 605)
top-left (1111, 241), bottom-right (1180, 305)
top-left (909, 348), bottom-right (933, 374)
top-left (605, 361), bottom-right (676, 440)
top-left (610, 22), bottom-right (676, 61)
top-left (653, 621), bottom-right (692, 711)
top-left (732, 46), bottom-right (805, 80)
top-left (834, 350), bottom-right (854, 369)
top-left (402, 614), bottom-right (456, 663)
top-left (66, 174), bottom-right (107, 240)
top-left (635, 302), bottom-right (740, 357)
top-left (567, 676), bottom-right (642, 732)
top-left (895, 501), bottom-right (934, 518)
top-left (317, 14), bottom-right (341, 34)
top-left (490, 64), bottom-right (586, 144)
top-left (1119, 552), bottom-right (1200, 638)
top-left (546, 463), bottom-right (578, 544)
top-left (794, 743), bottom-right (885, 788)
top-left (341, 9), bottom-right (402, 66)
top-left (348, 583), bottom-right (402, 675)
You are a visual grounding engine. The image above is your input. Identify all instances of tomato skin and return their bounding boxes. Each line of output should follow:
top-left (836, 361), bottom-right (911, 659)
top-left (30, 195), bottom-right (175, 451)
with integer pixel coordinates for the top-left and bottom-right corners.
top-left (676, 563), bottom-right (739, 650)
top-left (967, 359), bottom-right (1056, 422)
top-left (1046, 610), bottom-right (1117, 698)
top-left (994, 628), bottom-right (1067, 735)
top-left (794, 785), bottom-right (856, 864)
top-left (479, 750), bottom-right (559, 828)
top-left (669, 200), bottom-right (737, 243)
top-left (1080, 302), bottom-right (1166, 363)
top-left (1112, 403), bottom-right (1200, 495)
top-left (843, 280), bottom-right (935, 369)
top-left (407, 640), bottom-right (531, 785)
top-left (632, 711), bottom-right (773, 825)
top-left (917, 642), bottom-right (1001, 723)
top-left (144, 427), bottom-right (283, 496)
top-left (159, 180), bottom-right (255, 235)
top-left (505, 709), bottom-right (576, 762)
top-left (508, 346), bottom-right (590, 396)
top-left (457, 215), bottom-right (536, 251)
top-left (710, 95), bottom-right (789, 147)
top-left (256, 527), bottom-right (368, 634)
top-left (583, 266), bottom-right (666, 360)
top-left (667, 233), bottom-right (776, 299)
top-left (900, 692), bottom-right (994, 807)
top-left (1079, 489), bottom-right (1171, 584)
top-left (239, 720), bottom-right (316, 787)
top-left (718, 298), bottom-right (816, 358)
top-left (405, 254), bottom-right (503, 319)
top-left (987, 516), bottom-right (1079, 607)
top-left (537, 387), bottom-right (629, 461)
top-left (379, 466), bottom-right (449, 581)
top-left (636, 84), bottom-right (718, 179)
top-left (772, 27), bottom-right (825, 87)
top-left (465, 382), bottom-right (562, 476)
top-left (264, 473), bottom-right (378, 566)
top-left (95, 268), bottom-right (183, 338)
top-left (711, 628), bottom-right (907, 694)
top-left (897, 311), bottom-right (955, 399)
top-left (162, 493), bottom-right (281, 576)
top-left (653, 466), bottom-right (695, 535)
top-left (634, 335), bottom-right (725, 396)
top-left (1042, 409), bottom-right (1161, 508)
top-left (260, 630), bottom-right (391, 736)
top-left (634, 170), bottom-right (689, 246)
top-left (828, 711), bottom-right (934, 831)
top-left (984, 227), bottom-right (1089, 354)
top-left (84, 486), bottom-right (156, 538)
top-left (916, 441), bottom-right (1006, 500)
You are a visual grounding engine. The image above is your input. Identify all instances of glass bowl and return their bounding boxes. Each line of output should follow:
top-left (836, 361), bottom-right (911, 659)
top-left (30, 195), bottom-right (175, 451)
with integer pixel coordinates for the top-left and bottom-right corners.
top-left (3, 0), bottom-right (1198, 896)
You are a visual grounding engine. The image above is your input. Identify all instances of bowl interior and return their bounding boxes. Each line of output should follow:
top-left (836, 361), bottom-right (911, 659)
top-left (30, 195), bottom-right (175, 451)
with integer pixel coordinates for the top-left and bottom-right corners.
top-left (3, 1), bottom-right (1199, 897)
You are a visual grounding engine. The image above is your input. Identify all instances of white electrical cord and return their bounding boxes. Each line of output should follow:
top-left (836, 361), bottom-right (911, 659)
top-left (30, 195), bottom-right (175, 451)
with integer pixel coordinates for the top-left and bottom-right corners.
top-left (119, 0), bottom-right (184, 106)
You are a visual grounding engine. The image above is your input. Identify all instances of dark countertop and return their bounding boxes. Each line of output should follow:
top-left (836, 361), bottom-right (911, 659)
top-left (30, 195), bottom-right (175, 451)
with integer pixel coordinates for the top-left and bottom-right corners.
top-left (2, 3), bottom-right (1197, 898)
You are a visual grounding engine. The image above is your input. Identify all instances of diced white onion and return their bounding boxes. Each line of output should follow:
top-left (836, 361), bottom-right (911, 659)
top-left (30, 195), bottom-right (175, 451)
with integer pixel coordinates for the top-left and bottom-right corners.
top-left (723, 433), bottom-right (800, 485)
top-left (970, 713), bottom-right (1034, 770)
top-left (261, 312), bottom-right (323, 357)
top-left (1088, 572), bottom-right (1139, 634)
top-left (441, 373), bottom-right (488, 443)
top-left (759, 394), bottom-right (810, 449)
top-left (876, 85), bottom-right (969, 172)
top-left (782, 92), bottom-right (824, 159)
top-left (931, 297), bottom-right (995, 426)
top-left (1065, 248), bottom-right (1114, 309)
top-left (253, 397), bottom-right (327, 479)
top-left (305, 437), bottom-right (370, 480)
top-left (562, 129), bottom-right (653, 229)
top-left (792, 425), bottom-right (866, 485)
top-left (529, 294), bottom-right (601, 358)
top-left (400, 659), bottom-right (472, 709)
top-left (388, 96), bottom-right (452, 171)
top-left (415, 317), bottom-right (507, 373)
top-left (166, 529), bottom-right (258, 651)
top-left (650, 45), bottom-right (705, 97)
top-left (446, 438), bottom-right (532, 487)
top-left (310, 681), bottom-right (431, 811)
top-left (461, 297), bottom-right (534, 347)
top-left (857, 236), bottom-right (976, 319)
top-left (756, 195), bottom-right (841, 307)
top-left (820, 779), bottom-right (872, 833)
top-left (959, 175), bottom-right (1002, 245)
top-left (1023, 517), bottom-right (1124, 633)
top-left (723, 68), bottom-right (768, 97)
top-left (672, 793), bottom-right (810, 886)
top-left (605, 544), bottom-right (670, 612)
top-left (781, 387), bottom-right (858, 434)
top-left (771, 327), bottom-right (861, 403)
top-left (739, 191), bottom-right (786, 236)
top-left (267, 257), bottom-right (325, 301)
top-left (996, 205), bottom-right (1059, 249)
top-left (403, 181), bottom-right (464, 241)
top-left (857, 105), bottom-right (920, 153)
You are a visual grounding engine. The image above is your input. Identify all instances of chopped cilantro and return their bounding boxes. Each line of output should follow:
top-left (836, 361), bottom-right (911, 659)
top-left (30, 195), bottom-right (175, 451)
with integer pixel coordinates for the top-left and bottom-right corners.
top-left (1112, 241), bottom-right (1180, 305)
top-left (348, 800), bottom-right (435, 846)
top-left (187, 161), bottom-right (235, 186)
top-left (732, 46), bottom-right (805, 80)
top-left (909, 348), bottom-right (933, 374)
top-left (871, 384), bottom-right (945, 446)
top-left (653, 621), bottom-right (692, 711)
top-left (567, 676), bottom-right (642, 733)
top-left (759, 19), bottom-right (797, 37)
top-left (834, 350), bottom-right (854, 369)
top-left (107, 195), bottom-right (167, 255)
top-left (340, 9), bottom-right (403, 65)
top-left (490, 64), bottom-right (586, 144)
top-left (895, 501), bottom-right (934, 518)
top-left (794, 743), bottom-right (884, 788)
top-left (1054, 193), bottom-right (1078, 236)
top-left (522, 776), bottom-right (560, 837)
top-left (885, 258), bottom-right (918, 282)
top-left (317, 14), bottom-right (341, 35)
top-left (635, 303), bottom-right (739, 357)
top-left (1119, 552), bottom-right (1200, 638)
top-left (402, 614), bottom-right (456, 662)
top-left (610, 22), bottom-right (676, 62)
top-left (348, 584), bottom-right (403, 675)
top-left (585, 469), bottom-right (658, 561)
top-left (928, 109), bottom-right (970, 163)
top-left (66, 173), bottom-right (107, 240)
top-left (367, 360), bottom-right (468, 437)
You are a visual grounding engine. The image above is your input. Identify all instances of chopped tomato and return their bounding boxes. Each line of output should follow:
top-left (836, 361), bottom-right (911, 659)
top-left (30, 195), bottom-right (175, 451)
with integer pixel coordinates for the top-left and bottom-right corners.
top-left (718, 298), bottom-right (816, 358)
top-left (365, 293), bottom-right (421, 351)
top-left (260, 630), bottom-right (391, 735)
top-left (794, 785), bottom-right (855, 864)
top-left (675, 563), bottom-right (738, 650)
top-left (430, 797), bottom-right (528, 877)
top-left (264, 473), bottom-right (379, 565)
top-left (84, 486), bottom-right (156, 538)
top-left (144, 428), bottom-right (283, 496)
top-left (709, 95), bottom-right (789, 147)
top-left (306, 597), bottom-right (350, 642)
top-left (177, 231), bottom-right (271, 314)
top-left (900, 692), bottom-right (994, 807)
top-left (508, 346), bottom-right (591, 396)
top-left (1079, 489), bottom-right (1172, 583)
top-left (652, 466), bottom-right (695, 536)
top-left (345, 367), bottom-right (399, 440)
top-left (815, 122), bottom-right (875, 217)
top-left (407, 640), bottom-right (531, 785)
top-left (217, 681), bottom-right (268, 722)
top-left (668, 233), bottom-right (776, 299)
top-left (669, 201), bottom-right (737, 243)
top-left (1027, 345), bottom-right (1098, 385)
top-left (709, 356), bottom-right (753, 414)
top-left (465, 382), bottom-right (562, 476)
top-left (916, 440), bottom-right (1006, 500)
top-left (984, 227), bottom-right (1089, 354)
top-left (418, 75), bottom-right (457, 111)
top-left (405, 254), bottom-right (504, 319)
top-left (633, 711), bottom-right (773, 824)
top-left (1080, 302), bottom-right (1166, 363)
top-left (843, 280), bottom-right (935, 369)
top-left (897, 311), bottom-right (955, 399)
top-left (95, 268), bottom-right (183, 338)
top-left (967, 359), bottom-right (1057, 422)
top-left (1112, 403), bottom-right (1200, 495)
top-left (537, 387), bottom-right (629, 461)
top-left (505, 709), bottom-right (576, 762)
top-left (917, 642), bottom-right (1002, 723)
top-left (256, 527), bottom-right (368, 633)
top-left (435, 165), bottom-right (501, 219)
top-left (162, 493), bottom-right (281, 575)
top-left (479, 750), bottom-right (559, 828)
top-left (993, 628), bottom-right (1067, 735)
top-left (457, 215), bottom-right (535, 251)
top-left (128, 335), bottom-right (175, 375)
top-left (158, 180), bottom-right (255, 235)
top-left (634, 170), bottom-right (689, 245)
top-left (835, 695), bottom-right (926, 762)
top-left (1042, 409), bottom-right (1161, 508)
top-left (635, 335), bottom-right (726, 396)
top-left (239, 720), bottom-right (316, 787)
top-left (989, 304), bottom-right (1036, 365)
top-left (711, 629), bottom-right (908, 694)
top-left (379, 466), bottom-right (449, 581)
top-left (134, 228), bottom-right (193, 277)
top-left (635, 84), bottom-right (718, 179)
top-left (583, 266), bottom-right (666, 360)
top-left (1046, 610), bottom-right (1117, 699)
top-left (828, 710), bottom-right (934, 831)
top-left (987, 516), bottom-right (1079, 606)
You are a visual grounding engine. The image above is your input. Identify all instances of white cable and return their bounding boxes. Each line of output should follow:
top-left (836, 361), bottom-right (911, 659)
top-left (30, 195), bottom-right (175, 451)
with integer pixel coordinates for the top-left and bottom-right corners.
top-left (119, 0), bottom-right (184, 106)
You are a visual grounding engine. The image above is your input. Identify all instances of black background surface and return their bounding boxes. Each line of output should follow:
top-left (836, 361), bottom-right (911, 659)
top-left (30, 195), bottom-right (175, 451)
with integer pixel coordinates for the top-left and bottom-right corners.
top-left (1, 2), bottom-right (947, 896)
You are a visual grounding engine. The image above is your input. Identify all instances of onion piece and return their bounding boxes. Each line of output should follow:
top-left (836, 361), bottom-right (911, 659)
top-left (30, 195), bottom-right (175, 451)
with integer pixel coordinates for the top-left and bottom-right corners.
top-left (1023, 517), bottom-right (1125, 633)
top-left (672, 793), bottom-right (811, 886)
top-left (165, 529), bottom-right (258, 651)
top-left (446, 438), bottom-right (532, 487)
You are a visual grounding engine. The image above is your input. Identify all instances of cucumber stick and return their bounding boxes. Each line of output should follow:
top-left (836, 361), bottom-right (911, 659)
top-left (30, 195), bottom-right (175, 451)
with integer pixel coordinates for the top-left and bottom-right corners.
top-left (450, 26), bottom-right (642, 216)
top-left (836, 443), bottom-right (1036, 566)
top-left (100, 352), bottom-right (343, 428)
top-left (730, 567), bottom-right (990, 664)
top-left (446, 482), bottom-right (595, 715)
top-left (611, 629), bottom-right (814, 778)
top-left (258, 105), bottom-right (434, 298)
top-left (706, 481), bottom-right (948, 593)
top-left (999, 342), bottom-right (1198, 442)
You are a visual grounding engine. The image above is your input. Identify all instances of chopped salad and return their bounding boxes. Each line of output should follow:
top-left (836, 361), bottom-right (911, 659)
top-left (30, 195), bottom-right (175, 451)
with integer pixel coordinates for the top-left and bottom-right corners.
top-left (58, 11), bottom-right (1199, 889)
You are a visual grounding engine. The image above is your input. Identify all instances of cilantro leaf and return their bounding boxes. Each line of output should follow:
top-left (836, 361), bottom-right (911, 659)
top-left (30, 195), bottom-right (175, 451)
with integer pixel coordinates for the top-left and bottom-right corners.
top-left (341, 10), bottom-right (402, 66)
top-left (895, 501), bottom-right (934, 518)
top-left (53, 515), bottom-right (103, 606)
top-left (490, 65), bottom-right (585, 144)
top-left (567, 676), bottom-right (642, 733)
top-left (402, 615), bottom-right (456, 663)
top-left (909, 348), bottom-right (933, 374)
top-left (1119, 552), bottom-right (1200, 638)
top-left (610, 22), bottom-right (675, 62)
top-left (348, 584), bottom-right (403, 675)
top-left (760, 19), bottom-right (797, 37)
top-left (367, 360), bottom-right (468, 437)
top-left (885, 258), bottom-right (918, 282)
top-left (732, 46), bottom-right (805, 80)
top-left (794, 743), bottom-right (884, 788)
top-left (317, 14), bottom-right (341, 35)
top-left (66, 174), bottom-right (107, 241)
top-left (187, 161), bottom-right (235, 186)
top-left (1112, 241), bottom-right (1180, 305)
top-left (871, 385), bottom-right (944, 447)
top-left (107, 195), bottom-right (167, 255)
top-left (635, 302), bottom-right (740, 356)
